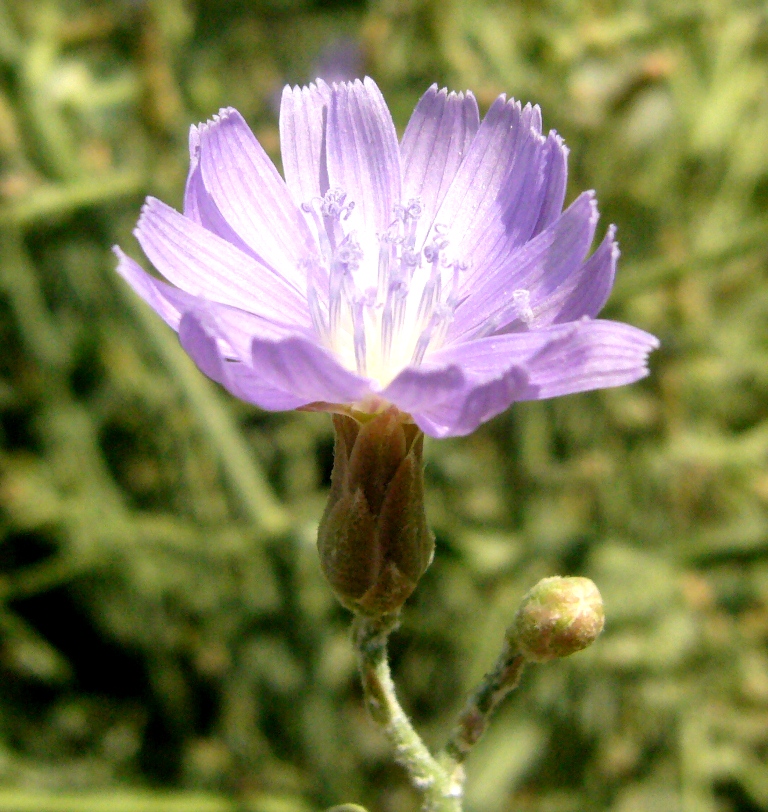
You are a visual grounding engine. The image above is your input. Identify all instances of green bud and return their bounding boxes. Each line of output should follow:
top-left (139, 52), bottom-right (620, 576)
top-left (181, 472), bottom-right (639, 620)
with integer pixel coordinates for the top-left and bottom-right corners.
top-left (317, 407), bottom-right (435, 618)
top-left (509, 576), bottom-right (605, 662)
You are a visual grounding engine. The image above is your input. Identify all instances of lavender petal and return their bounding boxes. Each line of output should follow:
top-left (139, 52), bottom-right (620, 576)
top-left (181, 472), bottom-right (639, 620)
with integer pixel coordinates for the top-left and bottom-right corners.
top-left (380, 362), bottom-right (528, 438)
top-left (115, 247), bottom-right (309, 362)
top-left (431, 318), bottom-right (658, 400)
top-left (453, 106), bottom-right (552, 285)
top-left (449, 192), bottom-right (598, 340)
top-left (428, 324), bottom-right (576, 373)
top-left (326, 78), bottom-right (402, 238)
top-left (183, 124), bottom-right (203, 224)
top-left (182, 124), bottom-right (262, 260)
top-left (379, 364), bottom-right (466, 413)
top-left (531, 132), bottom-right (569, 237)
top-left (135, 197), bottom-right (311, 328)
top-left (413, 366), bottom-right (529, 437)
top-left (114, 247), bottom-right (183, 331)
top-left (178, 310), bottom-right (307, 410)
top-left (280, 80), bottom-right (332, 207)
top-left (405, 319), bottom-right (657, 435)
top-left (196, 108), bottom-right (315, 289)
top-left (250, 335), bottom-right (370, 406)
top-left (546, 226), bottom-right (619, 325)
top-left (431, 97), bottom-right (545, 265)
top-left (400, 85), bottom-right (479, 245)
top-left (518, 319), bottom-right (660, 400)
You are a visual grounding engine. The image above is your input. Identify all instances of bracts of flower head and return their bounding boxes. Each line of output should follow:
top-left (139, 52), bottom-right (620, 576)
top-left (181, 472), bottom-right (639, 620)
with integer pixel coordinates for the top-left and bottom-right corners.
top-left (318, 407), bottom-right (434, 618)
top-left (510, 575), bottom-right (605, 662)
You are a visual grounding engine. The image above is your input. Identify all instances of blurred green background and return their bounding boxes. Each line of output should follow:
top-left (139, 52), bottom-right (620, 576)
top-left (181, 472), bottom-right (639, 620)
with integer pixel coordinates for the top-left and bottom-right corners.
top-left (1, 0), bottom-right (767, 810)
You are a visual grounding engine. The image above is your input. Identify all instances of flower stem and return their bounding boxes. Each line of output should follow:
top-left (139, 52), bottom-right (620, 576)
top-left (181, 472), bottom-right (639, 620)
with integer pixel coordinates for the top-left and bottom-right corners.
top-left (352, 615), bottom-right (462, 812)
top-left (443, 638), bottom-right (526, 767)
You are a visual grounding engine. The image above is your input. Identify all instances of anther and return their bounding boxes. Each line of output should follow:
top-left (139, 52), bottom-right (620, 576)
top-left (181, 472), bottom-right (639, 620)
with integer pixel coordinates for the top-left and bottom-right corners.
top-left (512, 289), bottom-right (534, 325)
top-left (321, 188), bottom-right (355, 221)
top-left (405, 199), bottom-right (423, 220)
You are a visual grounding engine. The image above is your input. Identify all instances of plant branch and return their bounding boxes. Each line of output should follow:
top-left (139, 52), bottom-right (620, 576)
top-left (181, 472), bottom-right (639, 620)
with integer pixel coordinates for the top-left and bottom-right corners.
top-left (443, 638), bottom-right (526, 768)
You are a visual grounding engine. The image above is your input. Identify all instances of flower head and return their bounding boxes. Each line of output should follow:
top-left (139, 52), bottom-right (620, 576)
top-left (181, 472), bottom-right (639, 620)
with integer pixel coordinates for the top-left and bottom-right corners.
top-left (115, 78), bottom-right (659, 438)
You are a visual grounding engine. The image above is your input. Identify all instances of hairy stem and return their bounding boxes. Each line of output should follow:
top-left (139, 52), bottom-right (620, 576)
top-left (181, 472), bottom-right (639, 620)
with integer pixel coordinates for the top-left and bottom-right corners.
top-left (352, 615), bottom-right (462, 812)
top-left (443, 638), bottom-right (526, 769)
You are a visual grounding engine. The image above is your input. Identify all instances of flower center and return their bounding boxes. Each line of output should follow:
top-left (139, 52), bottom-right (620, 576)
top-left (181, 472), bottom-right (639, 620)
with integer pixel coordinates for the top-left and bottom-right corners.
top-left (303, 189), bottom-right (466, 387)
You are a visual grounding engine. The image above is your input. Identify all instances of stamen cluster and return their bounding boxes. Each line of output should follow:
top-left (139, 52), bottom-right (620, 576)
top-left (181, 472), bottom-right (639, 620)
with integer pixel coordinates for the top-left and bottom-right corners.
top-left (303, 188), bottom-right (466, 385)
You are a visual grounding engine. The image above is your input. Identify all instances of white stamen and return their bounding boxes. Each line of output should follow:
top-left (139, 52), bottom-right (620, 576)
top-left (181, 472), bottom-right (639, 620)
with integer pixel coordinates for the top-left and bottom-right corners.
top-left (307, 283), bottom-right (328, 343)
top-left (417, 227), bottom-right (449, 326)
top-left (471, 288), bottom-right (534, 340)
top-left (321, 188), bottom-right (355, 220)
top-left (302, 198), bottom-right (332, 265)
top-left (351, 295), bottom-right (367, 375)
top-left (302, 191), bottom-right (470, 386)
top-left (321, 188), bottom-right (355, 254)
top-left (512, 289), bottom-right (534, 325)
top-left (328, 233), bottom-right (362, 337)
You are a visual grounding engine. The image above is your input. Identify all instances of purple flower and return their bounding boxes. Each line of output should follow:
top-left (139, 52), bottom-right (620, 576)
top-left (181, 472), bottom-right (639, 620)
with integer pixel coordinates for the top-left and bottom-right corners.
top-left (115, 78), bottom-right (659, 438)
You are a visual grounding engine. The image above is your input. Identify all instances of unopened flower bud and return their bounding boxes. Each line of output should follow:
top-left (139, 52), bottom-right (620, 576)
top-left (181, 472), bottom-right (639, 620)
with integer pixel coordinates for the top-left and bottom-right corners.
top-left (317, 408), bottom-right (434, 618)
top-left (509, 576), bottom-right (604, 662)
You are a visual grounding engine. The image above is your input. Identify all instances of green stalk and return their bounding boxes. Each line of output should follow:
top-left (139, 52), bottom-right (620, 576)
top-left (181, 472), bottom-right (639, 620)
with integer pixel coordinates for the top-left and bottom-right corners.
top-left (352, 615), bottom-right (463, 812)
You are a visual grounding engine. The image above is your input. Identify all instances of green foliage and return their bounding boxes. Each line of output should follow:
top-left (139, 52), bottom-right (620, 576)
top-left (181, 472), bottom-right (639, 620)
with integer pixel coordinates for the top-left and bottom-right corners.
top-left (0, 0), bottom-right (767, 810)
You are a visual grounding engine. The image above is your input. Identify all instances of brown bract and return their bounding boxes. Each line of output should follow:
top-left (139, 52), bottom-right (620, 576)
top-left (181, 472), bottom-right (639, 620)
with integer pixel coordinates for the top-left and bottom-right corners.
top-left (317, 407), bottom-right (435, 618)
